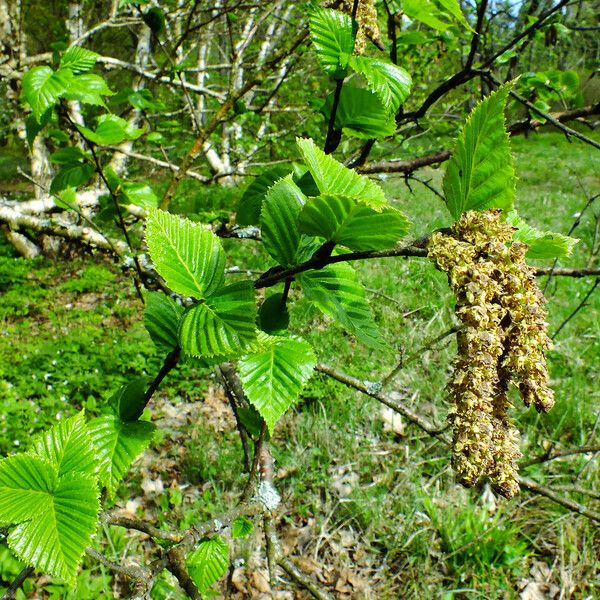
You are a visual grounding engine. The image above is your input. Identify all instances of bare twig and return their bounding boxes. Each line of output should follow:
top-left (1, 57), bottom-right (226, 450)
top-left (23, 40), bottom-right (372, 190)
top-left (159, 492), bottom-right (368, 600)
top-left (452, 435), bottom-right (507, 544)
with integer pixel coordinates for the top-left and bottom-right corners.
top-left (0, 567), bottom-right (34, 600)
top-left (552, 278), bottom-right (599, 338)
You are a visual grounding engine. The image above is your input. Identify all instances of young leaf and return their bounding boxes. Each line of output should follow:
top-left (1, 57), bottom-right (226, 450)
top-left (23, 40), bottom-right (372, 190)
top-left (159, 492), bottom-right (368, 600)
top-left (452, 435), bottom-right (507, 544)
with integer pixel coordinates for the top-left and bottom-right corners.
top-left (144, 291), bottom-right (184, 352)
top-left (443, 85), bottom-right (516, 220)
top-left (77, 114), bottom-right (143, 145)
top-left (298, 194), bottom-right (410, 251)
top-left (21, 66), bottom-right (73, 122)
top-left (260, 175), bottom-right (307, 266)
top-left (258, 293), bottom-right (290, 335)
top-left (63, 73), bottom-right (115, 106)
top-left (238, 336), bottom-right (316, 433)
top-left (187, 536), bottom-right (229, 595)
top-left (321, 86), bottom-right (397, 140)
top-left (49, 146), bottom-right (88, 165)
top-left (87, 414), bottom-right (155, 499)
top-left (30, 411), bottom-right (98, 478)
top-left (349, 56), bottom-right (412, 113)
top-left (231, 517), bottom-right (254, 539)
top-left (308, 6), bottom-right (355, 79)
top-left (296, 138), bottom-right (386, 209)
top-left (300, 263), bottom-right (386, 349)
top-left (49, 163), bottom-right (94, 194)
top-left (178, 282), bottom-right (257, 358)
top-left (0, 434), bottom-right (99, 585)
top-left (438, 0), bottom-right (474, 31)
top-left (236, 165), bottom-right (291, 226)
top-left (506, 211), bottom-right (579, 259)
top-left (59, 47), bottom-right (98, 74)
top-left (146, 209), bottom-right (225, 299)
top-left (402, 0), bottom-right (452, 30)
top-left (108, 378), bottom-right (149, 422)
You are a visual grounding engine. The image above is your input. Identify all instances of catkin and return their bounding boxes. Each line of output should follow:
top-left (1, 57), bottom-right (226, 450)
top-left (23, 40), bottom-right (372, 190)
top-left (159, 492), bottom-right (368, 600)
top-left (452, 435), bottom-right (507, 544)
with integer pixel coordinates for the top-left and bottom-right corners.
top-left (338, 0), bottom-right (382, 54)
top-left (428, 209), bottom-right (554, 497)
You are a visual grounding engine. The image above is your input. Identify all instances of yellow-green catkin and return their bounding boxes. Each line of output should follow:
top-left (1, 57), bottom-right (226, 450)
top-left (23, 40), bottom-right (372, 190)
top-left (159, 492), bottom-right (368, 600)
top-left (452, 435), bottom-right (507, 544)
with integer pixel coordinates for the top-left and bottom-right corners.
top-left (428, 209), bottom-right (553, 498)
top-left (339, 0), bottom-right (382, 54)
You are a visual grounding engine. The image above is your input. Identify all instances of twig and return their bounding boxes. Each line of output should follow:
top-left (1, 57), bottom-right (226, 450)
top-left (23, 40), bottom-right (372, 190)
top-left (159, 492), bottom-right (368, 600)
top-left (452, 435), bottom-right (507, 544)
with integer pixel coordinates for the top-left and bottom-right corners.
top-left (243, 420), bottom-right (268, 501)
top-left (0, 567), bottom-right (34, 600)
top-left (166, 547), bottom-right (202, 600)
top-left (143, 348), bottom-right (180, 405)
top-left (101, 513), bottom-right (184, 542)
top-left (518, 476), bottom-right (600, 523)
top-left (552, 278), bottom-right (599, 338)
top-left (382, 325), bottom-right (461, 387)
top-left (85, 547), bottom-right (151, 582)
top-left (520, 444), bottom-right (600, 468)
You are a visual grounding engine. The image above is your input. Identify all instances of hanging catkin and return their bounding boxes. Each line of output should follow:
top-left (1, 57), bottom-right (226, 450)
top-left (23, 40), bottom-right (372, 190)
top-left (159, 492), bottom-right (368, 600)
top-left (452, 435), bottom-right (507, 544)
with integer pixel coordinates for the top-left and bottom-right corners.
top-left (428, 209), bottom-right (554, 497)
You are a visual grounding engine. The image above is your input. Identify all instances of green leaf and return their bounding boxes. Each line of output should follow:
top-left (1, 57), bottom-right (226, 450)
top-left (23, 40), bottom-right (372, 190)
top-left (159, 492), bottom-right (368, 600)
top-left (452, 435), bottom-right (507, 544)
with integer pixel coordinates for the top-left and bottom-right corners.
top-left (260, 175), bottom-right (307, 266)
top-left (298, 194), bottom-right (410, 251)
top-left (296, 138), bottom-right (386, 208)
top-left (299, 263), bottom-right (385, 349)
top-left (237, 165), bottom-right (291, 226)
top-left (179, 282), bottom-right (257, 358)
top-left (25, 110), bottom-right (52, 147)
top-left (0, 454), bottom-right (99, 583)
top-left (30, 411), bottom-right (98, 478)
top-left (77, 114), bottom-right (143, 145)
top-left (87, 414), bottom-right (155, 499)
top-left (120, 181), bottom-right (158, 208)
top-left (49, 146), bottom-right (88, 165)
top-left (49, 163), bottom-right (94, 194)
top-left (108, 378), bottom-right (149, 422)
top-left (63, 74), bottom-right (115, 106)
top-left (308, 6), bottom-right (355, 79)
top-left (258, 293), bottom-right (290, 335)
top-left (349, 56), bottom-right (412, 113)
top-left (443, 85), bottom-right (516, 220)
top-left (60, 47), bottom-right (98, 74)
top-left (21, 66), bottom-right (73, 122)
top-left (238, 336), bottom-right (316, 433)
top-left (402, 0), bottom-right (451, 30)
top-left (438, 0), bottom-right (474, 31)
top-left (146, 209), bottom-right (225, 299)
top-left (321, 86), bottom-right (397, 140)
top-left (505, 211), bottom-right (579, 259)
top-left (187, 536), bottom-right (229, 595)
top-left (144, 291), bottom-right (184, 352)
top-left (231, 517), bottom-right (254, 539)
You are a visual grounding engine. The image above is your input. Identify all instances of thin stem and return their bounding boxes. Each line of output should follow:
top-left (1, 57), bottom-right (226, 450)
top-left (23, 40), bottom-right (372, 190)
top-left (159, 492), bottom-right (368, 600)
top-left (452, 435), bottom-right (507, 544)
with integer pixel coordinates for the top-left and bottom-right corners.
top-left (0, 567), bottom-right (34, 600)
top-left (143, 348), bottom-right (180, 405)
top-left (552, 278), bottom-right (599, 338)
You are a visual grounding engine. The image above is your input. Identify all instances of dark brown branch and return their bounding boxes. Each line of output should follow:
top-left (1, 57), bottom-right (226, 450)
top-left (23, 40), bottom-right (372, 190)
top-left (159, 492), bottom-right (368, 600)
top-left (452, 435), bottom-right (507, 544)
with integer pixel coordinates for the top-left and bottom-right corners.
top-left (552, 278), bottom-right (599, 338)
top-left (0, 567), bottom-right (34, 600)
top-left (143, 348), bottom-right (180, 406)
top-left (85, 547), bottom-right (151, 582)
top-left (166, 547), bottom-right (202, 600)
top-left (101, 512), bottom-right (184, 542)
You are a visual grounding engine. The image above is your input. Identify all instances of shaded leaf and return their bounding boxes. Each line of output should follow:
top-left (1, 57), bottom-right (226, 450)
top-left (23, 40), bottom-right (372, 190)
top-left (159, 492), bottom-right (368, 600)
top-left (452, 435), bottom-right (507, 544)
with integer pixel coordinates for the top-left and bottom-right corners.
top-left (260, 175), bottom-right (307, 266)
top-left (300, 263), bottom-right (385, 349)
top-left (77, 114), bottom-right (143, 145)
top-left (237, 165), bottom-right (291, 226)
top-left (178, 282), bottom-right (257, 358)
top-left (231, 517), bottom-right (254, 539)
top-left (108, 378), bottom-right (149, 422)
top-left (321, 86), bottom-right (397, 140)
top-left (258, 293), bottom-right (289, 335)
top-left (144, 291), bottom-right (184, 352)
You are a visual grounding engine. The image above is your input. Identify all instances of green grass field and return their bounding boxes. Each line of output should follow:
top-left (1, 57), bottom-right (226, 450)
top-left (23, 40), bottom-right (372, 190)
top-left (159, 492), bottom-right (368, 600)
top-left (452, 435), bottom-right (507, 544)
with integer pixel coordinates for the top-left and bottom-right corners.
top-left (0, 131), bottom-right (598, 599)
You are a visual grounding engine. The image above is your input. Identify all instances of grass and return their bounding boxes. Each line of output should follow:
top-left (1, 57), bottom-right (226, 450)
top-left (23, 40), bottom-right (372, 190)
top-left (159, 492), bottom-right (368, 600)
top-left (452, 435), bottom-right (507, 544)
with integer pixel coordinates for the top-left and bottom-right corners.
top-left (0, 131), bottom-right (599, 599)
